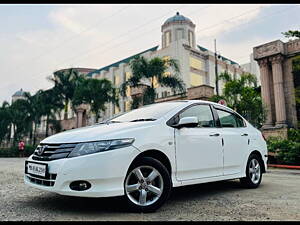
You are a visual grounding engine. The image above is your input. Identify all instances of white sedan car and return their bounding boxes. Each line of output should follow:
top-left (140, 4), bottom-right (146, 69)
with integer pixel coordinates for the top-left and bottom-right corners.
top-left (24, 100), bottom-right (268, 212)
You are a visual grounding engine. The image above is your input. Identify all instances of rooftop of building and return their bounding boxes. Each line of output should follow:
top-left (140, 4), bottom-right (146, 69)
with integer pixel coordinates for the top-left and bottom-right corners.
top-left (197, 45), bottom-right (239, 65)
top-left (12, 88), bottom-right (25, 97)
top-left (163, 12), bottom-right (193, 25)
top-left (86, 44), bottom-right (239, 78)
top-left (86, 46), bottom-right (159, 77)
top-left (56, 67), bottom-right (98, 74)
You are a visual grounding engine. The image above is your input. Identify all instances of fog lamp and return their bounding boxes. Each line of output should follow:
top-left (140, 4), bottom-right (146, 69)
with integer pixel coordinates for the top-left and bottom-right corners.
top-left (69, 180), bottom-right (91, 191)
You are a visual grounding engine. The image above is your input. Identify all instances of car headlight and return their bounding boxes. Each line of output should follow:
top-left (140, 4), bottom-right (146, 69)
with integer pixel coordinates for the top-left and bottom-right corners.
top-left (68, 138), bottom-right (135, 158)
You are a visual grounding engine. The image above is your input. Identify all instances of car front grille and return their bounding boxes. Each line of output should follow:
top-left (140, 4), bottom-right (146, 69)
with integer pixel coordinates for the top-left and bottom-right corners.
top-left (26, 173), bottom-right (57, 187)
top-left (32, 143), bottom-right (76, 161)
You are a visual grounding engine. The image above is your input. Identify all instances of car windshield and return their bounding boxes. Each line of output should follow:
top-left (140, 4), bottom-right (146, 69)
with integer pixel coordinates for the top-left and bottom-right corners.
top-left (109, 101), bottom-right (187, 123)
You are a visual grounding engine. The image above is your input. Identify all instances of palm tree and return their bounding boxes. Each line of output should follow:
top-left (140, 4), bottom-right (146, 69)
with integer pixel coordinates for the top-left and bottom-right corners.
top-left (120, 56), bottom-right (185, 108)
top-left (72, 78), bottom-right (118, 123)
top-left (48, 68), bottom-right (84, 120)
top-left (24, 90), bottom-right (45, 145)
top-left (9, 99), bottom-right (32, 146)
top-left (0, 101), bottom-right (11, 146)
top-left (39, 88), bottom-right (64, 137)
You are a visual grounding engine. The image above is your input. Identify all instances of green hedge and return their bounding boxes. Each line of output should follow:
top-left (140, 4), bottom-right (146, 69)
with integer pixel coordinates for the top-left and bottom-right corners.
top-left (267, 128), bottom-right (300, 165)
top-left (0, 145), bottom-right (36, 157)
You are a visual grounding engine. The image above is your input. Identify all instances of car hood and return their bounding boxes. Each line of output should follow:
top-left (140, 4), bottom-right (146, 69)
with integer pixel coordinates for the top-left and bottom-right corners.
top-left (40, 121), bottom-right (156, 144)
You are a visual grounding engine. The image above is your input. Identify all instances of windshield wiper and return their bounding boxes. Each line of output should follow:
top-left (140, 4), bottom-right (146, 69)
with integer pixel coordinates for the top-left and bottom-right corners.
top-left (130, 118), bottom-right (156, 122)
top-left (96, 120), bottom-right (122, 125)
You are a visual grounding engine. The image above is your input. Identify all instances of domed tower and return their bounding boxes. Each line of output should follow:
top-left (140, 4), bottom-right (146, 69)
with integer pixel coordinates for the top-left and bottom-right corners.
top-left (161, 12), bottom-right (196, 49)
top-left (12, 88), bottom-right (26, 103)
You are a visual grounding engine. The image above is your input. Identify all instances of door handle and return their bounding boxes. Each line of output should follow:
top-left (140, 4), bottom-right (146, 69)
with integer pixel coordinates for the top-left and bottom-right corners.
top-left (241, 133), bottom-right (248, 136)
top-left (209, 133), bottom-right (220, 137)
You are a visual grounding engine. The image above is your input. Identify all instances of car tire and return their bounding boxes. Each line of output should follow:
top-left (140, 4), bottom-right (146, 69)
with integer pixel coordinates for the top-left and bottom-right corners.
top-left (123, 157), bottom-right (172, 213)
top-left (240, 154), bottom-right (263, 188)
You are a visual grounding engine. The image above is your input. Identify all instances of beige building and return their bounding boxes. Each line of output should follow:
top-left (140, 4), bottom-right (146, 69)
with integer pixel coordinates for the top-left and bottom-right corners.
top-left (241, 53), bottom-right (261, 86)
top-left (86, 12), bottom-right (246, 123)
top-left (12, 12), bottom-right (250, 139)
top-left (254, 39), bottom-right (300, 138)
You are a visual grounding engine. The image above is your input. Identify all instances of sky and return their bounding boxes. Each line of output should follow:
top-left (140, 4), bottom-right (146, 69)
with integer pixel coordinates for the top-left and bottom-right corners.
top-left (0, 4), bottom-right (299, 104)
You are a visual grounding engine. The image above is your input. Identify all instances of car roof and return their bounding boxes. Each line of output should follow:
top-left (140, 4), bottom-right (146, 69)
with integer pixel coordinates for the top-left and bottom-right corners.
top-left (177, 100), bottom-right (233, 111)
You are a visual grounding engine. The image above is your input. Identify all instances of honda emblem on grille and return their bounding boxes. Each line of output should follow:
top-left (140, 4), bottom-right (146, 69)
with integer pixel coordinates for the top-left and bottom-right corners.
top-left (37, 145), bottom-right (48, 156)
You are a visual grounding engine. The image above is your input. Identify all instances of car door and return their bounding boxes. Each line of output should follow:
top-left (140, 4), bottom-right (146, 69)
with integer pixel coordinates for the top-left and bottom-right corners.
top-left (214, 107), bottom-right (249, 176)
top-left (174, 104), bottom-right (223, 181)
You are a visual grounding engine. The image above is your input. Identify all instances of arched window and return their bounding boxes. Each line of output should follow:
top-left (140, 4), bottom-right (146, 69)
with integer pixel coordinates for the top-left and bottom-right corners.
top-left (188, 30), bottom-right (194, 47)
top-left (165, 31), bottom-right (171, 47)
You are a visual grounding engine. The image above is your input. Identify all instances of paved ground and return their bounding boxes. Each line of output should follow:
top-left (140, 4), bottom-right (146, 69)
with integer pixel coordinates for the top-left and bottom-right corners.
top-left (0, 158), bottom-right (300, 221)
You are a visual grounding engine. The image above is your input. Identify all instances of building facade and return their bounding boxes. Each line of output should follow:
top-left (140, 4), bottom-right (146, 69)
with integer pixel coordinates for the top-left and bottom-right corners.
top-left (253, 39), bottom-right (300, 139)
top-left (86, 12), bottom-right (246, 123)
top-left (241, 53), bottom-right (261, 86)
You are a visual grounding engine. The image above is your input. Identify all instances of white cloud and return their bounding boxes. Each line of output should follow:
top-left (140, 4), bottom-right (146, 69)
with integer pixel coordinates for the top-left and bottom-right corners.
top-left (0, 4), bottom-right (284, 104)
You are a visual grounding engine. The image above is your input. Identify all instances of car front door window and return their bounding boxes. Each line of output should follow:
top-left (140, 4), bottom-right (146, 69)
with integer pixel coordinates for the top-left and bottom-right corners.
top-left (178, 104), bottom-right (215, 128)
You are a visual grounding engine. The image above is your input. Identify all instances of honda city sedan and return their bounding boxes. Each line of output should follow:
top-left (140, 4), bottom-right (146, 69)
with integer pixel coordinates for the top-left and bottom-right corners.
top-left (24, 100), bottom-right (267, 212)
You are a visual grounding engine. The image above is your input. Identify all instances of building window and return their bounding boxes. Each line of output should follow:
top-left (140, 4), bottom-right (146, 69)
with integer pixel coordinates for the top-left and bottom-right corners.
top-left (125, 101), bottom-right (131, 112)
top-left (162, 56), bottom-right (171, 67)
top-left (113, 105), bottom-right (120, 115)
top-left (114, 74), bottom-right (120, 86)
top-left (125, 72), bottom-right (131, 81)
top-left (190, 72), bottom-right (204, 87)
top-left (188, 30), bottom-right (194, 47)
top-left (165, 31), bottom-right (171, 47)
top-left (163, 72), bottom-right (171, 77)
top-left (126, 86), bottom-right (131, 97)
top-left (190, 57), bottom-right (203, 70)
top-left (176, 28), bottom-right (184, 40)
top-left (162, 91), bottom-right (169, 98)
top-left (152, 76), bottom-right (159, 88)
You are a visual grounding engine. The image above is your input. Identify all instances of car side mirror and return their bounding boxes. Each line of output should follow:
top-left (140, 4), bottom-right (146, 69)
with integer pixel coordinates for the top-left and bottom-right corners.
top-left (172, 117), bottom-right (198, 129)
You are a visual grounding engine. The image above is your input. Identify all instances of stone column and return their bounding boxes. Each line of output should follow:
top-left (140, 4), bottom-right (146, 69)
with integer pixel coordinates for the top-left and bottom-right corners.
top-left (76, 109), bottom-right (84, 128)
top-left (258, 58), bottom-right (273, 128)
top-left (270, 55), bottom-right (287, 127)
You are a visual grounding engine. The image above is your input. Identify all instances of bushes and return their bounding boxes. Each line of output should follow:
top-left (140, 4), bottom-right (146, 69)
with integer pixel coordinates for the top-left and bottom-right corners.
top-left (0, 145), bottom-right (36, 157)
top-left (267, 129), bottom-right (300, 165)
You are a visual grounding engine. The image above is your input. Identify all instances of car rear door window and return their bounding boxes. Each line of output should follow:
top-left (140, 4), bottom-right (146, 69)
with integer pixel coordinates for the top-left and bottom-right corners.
top-left (216, 109), bottom-right (245, 128)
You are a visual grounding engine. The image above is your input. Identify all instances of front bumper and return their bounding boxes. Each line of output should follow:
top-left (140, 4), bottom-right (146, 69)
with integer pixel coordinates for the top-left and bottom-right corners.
top-left (24, 146), bottom-right (140, 197)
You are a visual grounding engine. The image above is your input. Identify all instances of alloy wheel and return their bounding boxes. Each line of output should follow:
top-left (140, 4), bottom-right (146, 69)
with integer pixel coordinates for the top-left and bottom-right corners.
top-left (249, 158), bottom-right (261, 184)
top-left (125, 166), bottom-right (164, 207)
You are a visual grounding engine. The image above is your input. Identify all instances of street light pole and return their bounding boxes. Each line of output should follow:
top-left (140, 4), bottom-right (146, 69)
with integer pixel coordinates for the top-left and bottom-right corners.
top-left (214, 39), bottom-right (219, 96)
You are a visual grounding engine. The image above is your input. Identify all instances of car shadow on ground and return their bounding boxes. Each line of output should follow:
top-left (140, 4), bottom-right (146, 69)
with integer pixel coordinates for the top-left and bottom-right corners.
top-left (24, 179), bottom-right (249, 214)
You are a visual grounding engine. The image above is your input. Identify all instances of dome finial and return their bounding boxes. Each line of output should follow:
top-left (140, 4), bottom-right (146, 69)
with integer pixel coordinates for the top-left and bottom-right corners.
top-left (176, 12), bottom-right (179, 15)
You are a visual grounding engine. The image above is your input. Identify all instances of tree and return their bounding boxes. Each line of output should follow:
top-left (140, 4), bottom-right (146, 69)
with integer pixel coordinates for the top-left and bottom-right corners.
top-left (0, 101), bottom-right (11, 145)
top-left (72, 78), bottom-right (118, 122)
top-left (39, 88), bottom-right (64, 137)
top-left (210, 72), bottom-right (265, 128)
top-left (48, 68), bottom-right (84, 120)
top-left (120, 56), bottom-right (185, 108)
top-left (24, 90), bottom-right (46, 145)
top-left (9, 99), bottom-right (32, 145)
top-left (282, 30), bottom-right (300, 39)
